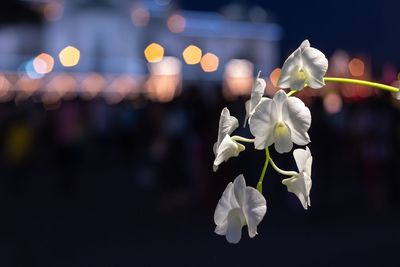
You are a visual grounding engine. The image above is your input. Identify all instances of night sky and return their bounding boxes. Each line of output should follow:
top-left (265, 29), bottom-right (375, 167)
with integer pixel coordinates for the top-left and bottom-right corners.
top-left (2, 0), bottom-right (400, 69)
top-left (182, 0), bottom-right (400, 70)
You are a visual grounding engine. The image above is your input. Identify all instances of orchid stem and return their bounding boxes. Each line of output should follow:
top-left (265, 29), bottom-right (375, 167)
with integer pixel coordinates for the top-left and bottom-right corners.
top-left (324, 77), bottom-right (399, 93)
top-left (257, 148), bottom-right (270, 193)
top-left (287, 90), bottom-right (297, 96)
top-left (231, 136), bottom-right (255, 143)
top-left (269, 157), bottom-right (298, 177)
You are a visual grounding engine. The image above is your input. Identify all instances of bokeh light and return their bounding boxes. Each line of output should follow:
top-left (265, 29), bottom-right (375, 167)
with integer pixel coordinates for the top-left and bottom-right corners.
top-left (167, 14), bottom-right (186, 33)
top-left (348, 58), bottom-right (365, 77)
top-left (43, 1), bottom-right (64, 21)
top-left (80, 73), bottom-right (107, 100)
top-left (269, 68), bottom-right (281, 87)
top-left (144, 43), bottom-right (164, 63)
top-left (223, 59), bottom-right (254, 97)
top-left (182, 45), bottom-right (202, 65)
top-left (200, 53), bottom-right (219, 72)
top-left (131, 7), bottom-right (150, 27)
top-left (147, 56), bottom-right (181, 102)
top-left (59, 46), bottom-right (81, 67)
top-left (323, 92), bottom-right (343, 114)
top-left (33, 53), bottom-right (54, 74)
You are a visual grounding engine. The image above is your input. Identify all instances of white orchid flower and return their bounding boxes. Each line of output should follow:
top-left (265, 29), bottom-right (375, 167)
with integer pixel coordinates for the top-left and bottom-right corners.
top-left (214, 175), bottom-right (267, 244)
top-left (277, 40), bottom-right (328, 91)
top-left (249, 89), bottom-right (311, 154)
top-left (213, 108), bottom-right (245, 172)
top-left (244, 73), bottom-right (267, 127)
top-left (282, 147), bottom-right (312, 209)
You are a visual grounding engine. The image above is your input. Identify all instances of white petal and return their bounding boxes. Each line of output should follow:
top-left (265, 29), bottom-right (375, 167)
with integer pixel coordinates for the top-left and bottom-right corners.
top-left (273, 122), bottom-right (293, 153)
top-left (282, 173), bottom-right (311, 210)
top-left (213, 135), bottom-right (245, 171)
top-left (215, 221), bottom-right (227, 235)
top-left (233, 174), bottom-right (246, 206)
top-left (293, 147), bottom-right (311, 173)
top-left (244, 100), bottom-right (251, 127)
top-left (299, 39), bottom-right (310, 51)
top-left (214, 182), bottom-right (237, 225)
top-left (244, 77), bottom-right (267, 126)
top-left (242, 187), bottom-right (267, 238)
top-left (302, 47), bottom-right (328, 89)
top-left (272, 90), bottom-right (288, 122)
top-left (217, 108), bottom-right (239, 149)
top-left (249, 98), bottom-right (275, 149)
top-left (225, 208), bottom-right (245, 244)
top-left (277, 48), bottom-right (302, 89)
top-left (249, 78), bottom-right (266, 113)
top-left (284, 97), bottom-right (311, 145)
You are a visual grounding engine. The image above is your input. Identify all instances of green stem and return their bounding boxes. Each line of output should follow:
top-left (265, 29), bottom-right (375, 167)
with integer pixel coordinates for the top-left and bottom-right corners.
top-left (230, 135), bottom-right (255, 143)
top-left (324, 77), bottom-right (399, 93)
top-left (257, 148), bottom-right (270, 193)
top-left (287, 90), bottom-right (297, 96)
top-left (269, 158), bottom-right (298, 177)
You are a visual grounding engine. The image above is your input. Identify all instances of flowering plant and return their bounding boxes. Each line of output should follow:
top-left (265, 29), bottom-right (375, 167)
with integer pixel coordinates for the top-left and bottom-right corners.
top-left (213, 40), bottom-right (399, 244)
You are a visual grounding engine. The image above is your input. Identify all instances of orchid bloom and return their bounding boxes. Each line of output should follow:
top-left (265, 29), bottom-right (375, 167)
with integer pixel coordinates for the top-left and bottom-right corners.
top-left (244, 74), bottom-right (267, 126)
top-left (282, 147), bottom-right (312, 209)
top-left (277, 40), bottom-right (328, 91)
top-left (214, 175), bottom-right (267, 244)
top-left (213, 108), bottom-right (245, 172)
top-left (249, 89), bottom-right (311, 154)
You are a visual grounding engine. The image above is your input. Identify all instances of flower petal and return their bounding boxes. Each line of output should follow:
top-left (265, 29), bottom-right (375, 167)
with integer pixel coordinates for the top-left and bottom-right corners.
top-left (213, 135), bottom-right (245, 172)
top-left (249, 98), bottom-right (275, 149)
top-left (244, 77), bottom-right (266, 126)
top-left (273, 121), bottom-right (293, 153)
top-left (282, 173), bottom-right (311, 210)
top-left (242, 187), bottom-right (267, 238)
top-left (225, 208), bottom-right (245, 244)
top-left (277, 48), bottom-right (302, 89)
top-left (214, 182), bottom-right (237, 226)
top-left (272, 90), bottom-right (288, 122)
top-left (233, 174), bottom-right (246, 206)
top-left (302, 47), bottom-right (328, 89)
top-left (216, 108), bottom-right (239, 150)
top-left (284, 97), bottom-right (311, 145)
top-left (293, 147), bottom-right (311, 173)
top-left (299, 39), bottom-right (310, 51)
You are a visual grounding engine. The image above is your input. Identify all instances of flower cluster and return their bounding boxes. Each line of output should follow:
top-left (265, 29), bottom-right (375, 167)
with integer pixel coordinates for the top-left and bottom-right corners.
top-left (212, 39), bottom-right (400, 244)
top-left (213, 40), bottom-right (325, 244)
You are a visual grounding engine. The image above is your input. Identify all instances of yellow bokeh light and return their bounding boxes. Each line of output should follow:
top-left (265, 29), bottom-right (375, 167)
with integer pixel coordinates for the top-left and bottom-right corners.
top-left (200, 53), bottom-right (219, 72)
top-left (59, 46), bottom-right (80, 67)
top-left (182, 45), bottom-right (202, 65)
top-left (33, 53), bottom-right (54, 74)
top-left (144, 43), bottom-right (164, 63)
top-left (348, 58), bottom-right (364, 77)
top-left (167, 14), bottom-right (186, 33)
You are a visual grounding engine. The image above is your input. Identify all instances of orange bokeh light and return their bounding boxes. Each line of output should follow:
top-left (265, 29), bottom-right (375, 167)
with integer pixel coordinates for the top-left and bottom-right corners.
top-left (348, 58), bottom-right (364, 77)
top-left (200, 53), bottom-right (219, 72)
top-left (269, 68), bottom-right (281, 87)
top-left (182, 45), bottom-right (202, 65)
top-left (167, 14), bottom-right (186, 33)
top-left (144, 43), bottom-right (164, 63)
top-left (33, 53), bottom-right (54, 74)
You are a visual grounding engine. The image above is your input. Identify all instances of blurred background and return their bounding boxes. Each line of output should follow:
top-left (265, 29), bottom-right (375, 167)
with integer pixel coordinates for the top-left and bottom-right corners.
top-left (1, 0), bottom-right (400, 266)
